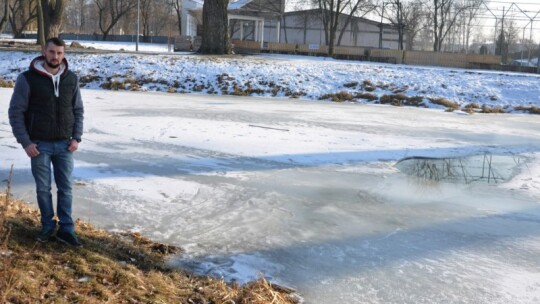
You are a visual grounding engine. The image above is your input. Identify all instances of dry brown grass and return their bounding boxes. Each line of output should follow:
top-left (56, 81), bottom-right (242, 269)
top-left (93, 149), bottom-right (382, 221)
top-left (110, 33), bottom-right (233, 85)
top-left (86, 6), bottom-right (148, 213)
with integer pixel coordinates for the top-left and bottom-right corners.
top-left (0, 79), bottom-right (15, 88)
top-left (514, 105), bottom-right (540, 115)
top-left (428, 97), bottom-right (460, 111)
top-left (379, 94), bottom-right (426, 107)
top-left (480, 105), bottom-right (506, 114)
top-left (461, 103), bottom-right (480, 114)
top-left (320, 91), bottom-right (354, 102)
top-left (379, 94), bottom-right (405, 106)
top-left (0, 193), bottom-right (298, 304)
top-left (355, 92), bottom-right (378, 101)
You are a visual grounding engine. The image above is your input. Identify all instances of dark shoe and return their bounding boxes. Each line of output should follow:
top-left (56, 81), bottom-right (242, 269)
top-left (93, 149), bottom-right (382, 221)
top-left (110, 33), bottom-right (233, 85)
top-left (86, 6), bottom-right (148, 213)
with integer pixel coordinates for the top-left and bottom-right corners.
top-left (36, 227), bottom-right (57, 243)
top-left (56, 230), bottom-right (82, 247)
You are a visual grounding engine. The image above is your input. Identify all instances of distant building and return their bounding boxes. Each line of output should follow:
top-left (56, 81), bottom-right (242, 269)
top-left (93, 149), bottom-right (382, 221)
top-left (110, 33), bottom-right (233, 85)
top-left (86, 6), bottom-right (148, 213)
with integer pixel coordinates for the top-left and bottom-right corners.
top-left (181, 0), bottom-right (285, 47)
top-left (182, 0), bottom-right (404, 50)
top-left (511, 58), bottom-right (538, 67)
top-left (279, 9), bottom-right (404, 49)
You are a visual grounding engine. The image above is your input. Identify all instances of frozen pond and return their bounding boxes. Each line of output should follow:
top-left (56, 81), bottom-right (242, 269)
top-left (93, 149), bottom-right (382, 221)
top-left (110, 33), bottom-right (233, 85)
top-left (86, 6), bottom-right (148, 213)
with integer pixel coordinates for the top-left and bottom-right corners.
top-left (2, 89), bottom-right (540, 303)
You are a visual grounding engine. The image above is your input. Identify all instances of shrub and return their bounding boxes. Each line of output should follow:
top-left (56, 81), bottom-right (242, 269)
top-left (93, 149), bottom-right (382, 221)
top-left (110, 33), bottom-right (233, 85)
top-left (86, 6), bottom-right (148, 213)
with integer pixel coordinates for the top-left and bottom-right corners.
top-left (407, 96), bottom-right (425, 107)
top-left (462, 103), bottom-right (480, 114)
top-left (480, 105), bottom-right (506, 114)
top-left (0, 79), bottom-right (14, 88)
top-left (379, 94), bottom-right (403, 106)
top-left (355, 92), bottom-right (378, 101)
top-left (514, 105), bottom-right (540, 115)
top-left (428, 97), bottom-right (460, 111)
top-left (320, 91), bottom-right (354, 102)
top-left (343, 81), bottom-right (359, 88)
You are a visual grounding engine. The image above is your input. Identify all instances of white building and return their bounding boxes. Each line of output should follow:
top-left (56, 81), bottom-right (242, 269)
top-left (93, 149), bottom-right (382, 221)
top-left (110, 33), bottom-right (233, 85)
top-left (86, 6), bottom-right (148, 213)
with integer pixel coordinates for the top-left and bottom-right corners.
top-left (182, 0), bottom-right (284, 48)
top-left (181, 0), bottom-right (404, 50)
top-left (279, 9), bottom-right (404, 49)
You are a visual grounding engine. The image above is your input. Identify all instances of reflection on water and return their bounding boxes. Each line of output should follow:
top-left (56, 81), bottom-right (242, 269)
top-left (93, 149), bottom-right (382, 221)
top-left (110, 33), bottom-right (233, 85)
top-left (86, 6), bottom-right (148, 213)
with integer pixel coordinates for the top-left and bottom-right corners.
top-left (395, 153), bottom-right (525, 184)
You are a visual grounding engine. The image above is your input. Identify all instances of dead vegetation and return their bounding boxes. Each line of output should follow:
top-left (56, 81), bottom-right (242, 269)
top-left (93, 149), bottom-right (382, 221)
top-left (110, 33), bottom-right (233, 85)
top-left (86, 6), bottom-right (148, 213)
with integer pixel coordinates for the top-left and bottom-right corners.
top-left (343, 81), bottom-right (358, 88)
top-left (378, 94), bottom-right (425, 107)
top-left (355, 92), bottom-right (378, 101)
top-left (0, 169), bottom-right (298, 304)
top-left (428, 97), bottom-right (460, 111)
top-left (514, 105), bottom-right (540, 115)
top-left (320, 91), bottom-right (354, 102)
top-left (480, 105), bottom-right (506, 114)
top-left (462, 103), bottom-right (480, 113)
top-left (0, 79), bottom-right (15, 88)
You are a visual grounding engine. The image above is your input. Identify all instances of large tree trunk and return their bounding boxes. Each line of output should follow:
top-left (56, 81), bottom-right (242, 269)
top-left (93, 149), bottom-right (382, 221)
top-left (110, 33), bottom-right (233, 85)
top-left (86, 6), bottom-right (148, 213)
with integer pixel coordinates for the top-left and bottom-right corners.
top-left (40, 0), bottom-right (66, 39)
top-left (199, 0), bottom-right (231, 54)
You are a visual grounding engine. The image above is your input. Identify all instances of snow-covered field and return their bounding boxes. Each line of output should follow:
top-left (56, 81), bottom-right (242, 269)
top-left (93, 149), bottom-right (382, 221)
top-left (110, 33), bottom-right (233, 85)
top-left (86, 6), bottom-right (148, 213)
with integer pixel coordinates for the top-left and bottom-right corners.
top-left (0, 40), bottom-right (539, 113)
top-left (1, 42), bottom-right (540, 303)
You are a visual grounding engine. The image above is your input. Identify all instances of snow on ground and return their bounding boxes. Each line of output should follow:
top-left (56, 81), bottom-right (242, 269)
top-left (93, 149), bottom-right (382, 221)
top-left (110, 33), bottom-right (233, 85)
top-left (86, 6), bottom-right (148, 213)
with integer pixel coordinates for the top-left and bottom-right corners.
top-left (1, 41), bottom-right (540, 303)
top-left (71, 40), bottom-right (172, 53)
top-left (0, 40), bottom-right (539, 113)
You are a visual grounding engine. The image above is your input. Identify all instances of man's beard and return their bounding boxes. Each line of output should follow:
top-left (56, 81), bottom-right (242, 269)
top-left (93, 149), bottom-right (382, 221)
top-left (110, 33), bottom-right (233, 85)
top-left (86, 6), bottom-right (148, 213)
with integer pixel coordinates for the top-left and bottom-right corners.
top-left (45, 59), bottom-right (60, 69)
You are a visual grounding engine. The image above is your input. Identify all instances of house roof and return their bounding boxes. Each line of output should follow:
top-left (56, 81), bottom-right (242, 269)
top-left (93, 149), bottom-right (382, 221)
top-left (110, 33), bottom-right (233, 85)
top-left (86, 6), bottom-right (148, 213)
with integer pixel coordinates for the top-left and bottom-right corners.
top-left (183, 0), bottom-right (254, 10)
top-left (229, 0), bottom-right (254, 10)
top-left (283, 8), bottom-right (391, 27)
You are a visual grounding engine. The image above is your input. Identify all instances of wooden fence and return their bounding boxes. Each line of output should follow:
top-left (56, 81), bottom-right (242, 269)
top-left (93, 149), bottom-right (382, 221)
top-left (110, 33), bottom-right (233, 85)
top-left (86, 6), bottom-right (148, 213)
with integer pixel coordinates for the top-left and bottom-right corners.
top-left (296, 44), bottom-right (328, 55)
top-left (232, 40), bottom-right (261, 54)
top-left (178, 36), bottom-right (504, 70)
top-left (369, 49), bottom-right (404, 64)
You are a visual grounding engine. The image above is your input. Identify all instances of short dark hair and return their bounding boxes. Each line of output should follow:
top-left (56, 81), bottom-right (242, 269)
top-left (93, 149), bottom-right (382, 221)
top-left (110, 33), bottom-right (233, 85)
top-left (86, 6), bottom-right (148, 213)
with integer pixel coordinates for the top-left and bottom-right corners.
top-left (45, 37), bottom-right (66, 48)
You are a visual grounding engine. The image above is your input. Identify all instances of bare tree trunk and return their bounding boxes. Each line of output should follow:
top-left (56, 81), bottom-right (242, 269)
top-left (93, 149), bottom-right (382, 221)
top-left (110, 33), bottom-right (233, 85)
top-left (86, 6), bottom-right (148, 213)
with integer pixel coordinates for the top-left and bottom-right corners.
top-left (36, 0), bottom-right (45, 47)
top-left (79, 0), bottom-right (85, 33)
top-left (281, 13), bottom-right (288, 43)
top-left (0, 0), bottom-right (8, 32)
top-left (141, 0), bottom-right (151, 42)
top-left (173, 0), bottom-right (181, 36)
top-left (432, 0), bottom-right (440, 51)
top-left (316, 0), bottom-right (368, 56)
top-left (336, 0), bottom-right (367, 47)
top-left (199, 0), bottom-right (231, 54)
top-left (40, 0), bottom-right (66, 40)
top-left (95, 0), bottom-right (137, 41)
top-left (9, 0), bottom-right (37, 38)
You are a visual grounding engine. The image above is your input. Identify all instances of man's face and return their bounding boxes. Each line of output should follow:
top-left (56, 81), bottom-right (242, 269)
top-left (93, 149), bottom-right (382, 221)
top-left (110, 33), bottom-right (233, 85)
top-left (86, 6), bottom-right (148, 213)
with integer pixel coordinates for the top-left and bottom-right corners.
top-left (42, 43), bottom-right (65, 69)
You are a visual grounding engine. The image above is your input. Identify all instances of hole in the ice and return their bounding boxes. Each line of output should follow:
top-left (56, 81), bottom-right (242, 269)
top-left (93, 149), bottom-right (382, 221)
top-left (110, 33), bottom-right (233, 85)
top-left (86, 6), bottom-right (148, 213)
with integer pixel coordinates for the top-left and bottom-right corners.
top-left (395, 153), bottom-right (526, 184)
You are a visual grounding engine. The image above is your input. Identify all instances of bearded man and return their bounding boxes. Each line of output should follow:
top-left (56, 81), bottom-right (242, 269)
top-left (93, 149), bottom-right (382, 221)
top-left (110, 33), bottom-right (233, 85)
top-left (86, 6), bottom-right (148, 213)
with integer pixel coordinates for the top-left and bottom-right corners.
top-left (9, 37), bottom-right (84, 246)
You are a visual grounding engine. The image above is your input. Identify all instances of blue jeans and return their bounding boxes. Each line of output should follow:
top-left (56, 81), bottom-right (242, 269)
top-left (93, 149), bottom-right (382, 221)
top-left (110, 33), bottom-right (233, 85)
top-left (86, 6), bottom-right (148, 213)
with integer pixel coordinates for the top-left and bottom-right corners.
top-left (31, 139), bottom-right (74, 232)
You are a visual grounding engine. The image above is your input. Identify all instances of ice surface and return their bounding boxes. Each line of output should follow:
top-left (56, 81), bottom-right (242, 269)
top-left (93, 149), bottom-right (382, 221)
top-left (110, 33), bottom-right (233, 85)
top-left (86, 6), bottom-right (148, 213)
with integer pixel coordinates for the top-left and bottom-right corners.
top-left (1, 90), bottom-right (540, 303)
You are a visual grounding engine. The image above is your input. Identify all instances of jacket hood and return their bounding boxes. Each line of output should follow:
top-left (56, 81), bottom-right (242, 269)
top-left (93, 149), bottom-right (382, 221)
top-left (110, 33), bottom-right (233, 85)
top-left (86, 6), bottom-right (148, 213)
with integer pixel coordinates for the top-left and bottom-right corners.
top-left (29, 56), bottom-right (69, 78)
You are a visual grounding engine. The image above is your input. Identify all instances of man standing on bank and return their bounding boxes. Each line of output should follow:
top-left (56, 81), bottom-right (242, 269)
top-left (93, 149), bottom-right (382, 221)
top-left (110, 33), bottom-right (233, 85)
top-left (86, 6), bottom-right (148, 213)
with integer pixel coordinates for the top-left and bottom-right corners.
top-left (9, 37), bottom-right (84, 247)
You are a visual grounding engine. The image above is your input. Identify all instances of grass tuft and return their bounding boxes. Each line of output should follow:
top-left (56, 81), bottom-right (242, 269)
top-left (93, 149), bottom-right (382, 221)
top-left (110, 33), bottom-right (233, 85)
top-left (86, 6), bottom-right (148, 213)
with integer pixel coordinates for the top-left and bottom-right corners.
top-left (355, 92), bottom-right (378, 101)
top-left (428, 97), bottom-right (460, 111)
top-left (320, 91), bottom-right (354, 102)
top-left (480, 105), bottom-right (506, 114)
top-left (514, 105), bottom-right (540, 115)
top-left (0, 79), bottom-right (15, 88)
top-left (343, 81), bottom-right (359, 88)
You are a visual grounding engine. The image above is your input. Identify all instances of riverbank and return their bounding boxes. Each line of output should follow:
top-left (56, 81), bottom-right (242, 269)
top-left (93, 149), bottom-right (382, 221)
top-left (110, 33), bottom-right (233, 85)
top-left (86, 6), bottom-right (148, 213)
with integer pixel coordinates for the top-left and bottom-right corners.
top-left (0, 193), bottom-right (298, 303)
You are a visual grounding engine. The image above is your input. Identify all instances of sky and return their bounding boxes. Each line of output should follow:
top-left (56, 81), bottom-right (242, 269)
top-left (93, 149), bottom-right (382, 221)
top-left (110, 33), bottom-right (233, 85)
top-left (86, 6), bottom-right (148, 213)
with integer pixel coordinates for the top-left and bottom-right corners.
top-left (1, 41), bottom-right (540, 303)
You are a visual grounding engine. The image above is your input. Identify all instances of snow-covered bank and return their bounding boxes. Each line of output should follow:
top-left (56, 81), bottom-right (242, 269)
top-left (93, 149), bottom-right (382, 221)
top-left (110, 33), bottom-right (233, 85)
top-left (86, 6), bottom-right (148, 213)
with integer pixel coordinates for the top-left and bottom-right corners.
top-left (0, 50), bottom-right (539, 113)
top-left (1, 89), bottom-right (540, 303)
